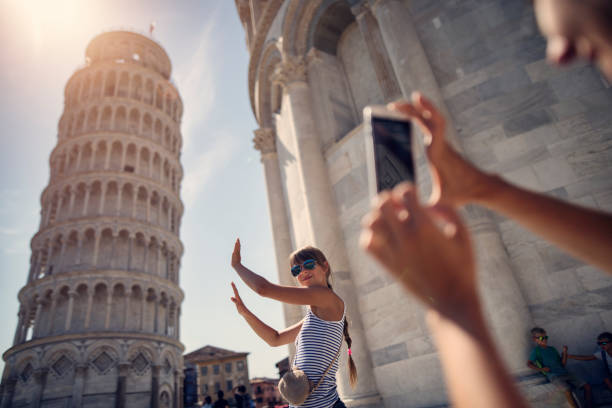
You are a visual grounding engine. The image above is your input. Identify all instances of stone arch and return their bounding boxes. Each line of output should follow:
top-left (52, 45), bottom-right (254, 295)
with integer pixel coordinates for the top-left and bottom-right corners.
top-left (51, 285), bottom-right (70, 335)
top-left (129, 107), bottom-right (140, 134)
top-left (73, 182), bottom-right (87, 218)
top-left (93, 139), bottom-right (107, 170)
top-left (92, 70), bottom-right (103, 98)
top-left (80, 74), bottom-right (91, 101)
top-left (115, 229), bottom-right (130, 269)
top-left (124, 143), bottom-right (137, 173)
top-left (155, 83), bottom-right (164, 110)
top-left (109, 140), bottom-right (123, 171)
top-left (126, 342), bottom-right (156, 376)
top-left (154, 118), bottom-right (163, 142)
top-left (75, 110), bottom-right (86, 136)
top-left (81, 228), bottom-right (96, 267)
top-left (86, 106), bottom-right (99, 132)
top-left (144, 78), bottom-right (154, 105)
top-left (63, 229), bottom-right (79, 272)
top-left (115, 105), bottom-right (127, 132)
top-left (257, 40), bottom-right (283, 127)
top-left (71, 283), bottom-right (89, 332)
top-left (164, 92), bottom-right (172, 116)
top-left (164, 125), bottom-right (171, 150)
top-left (143, 112), bottom-right (153, 137)
top-left (132, 231), bottom-right (147, 271)
top-left (100, 105), bottom-right (113, 130)
top-left (98, 228), bottom-right (114, 269)
top-left (152, 152), bottom-right (162, 181)
top-left (86, 341), bottom-right (120, 376)
top-left (90, 282), bottom-right (109, 330)
top-left (135, 185), bottom-right (148, 222)
top-left (117, 71), bottom-right (129, 98)
top-left (120, 182), bottom-right (134, 218)
top-left (131, 74), bottom-right (143, 100)
top-left (139, 146), bottom-right (151, 177)
top-left (104, 70), bottom-right (117, 97)
top-left (110, 283), bottom-right (126, 330)
top-left (80, 141), bottom-right (93, 171)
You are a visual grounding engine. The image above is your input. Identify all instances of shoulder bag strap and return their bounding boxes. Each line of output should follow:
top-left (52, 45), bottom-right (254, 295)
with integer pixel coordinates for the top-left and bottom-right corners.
top-left (311, 343), bottom-right (343, 394)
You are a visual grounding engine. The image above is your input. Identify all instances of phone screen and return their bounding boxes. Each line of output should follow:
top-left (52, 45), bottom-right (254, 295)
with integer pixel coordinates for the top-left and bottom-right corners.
top-left (371, 116), bottom-right (414, 192)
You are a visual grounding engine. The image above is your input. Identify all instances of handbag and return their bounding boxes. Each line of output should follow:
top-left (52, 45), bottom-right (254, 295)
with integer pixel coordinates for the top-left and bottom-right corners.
top-left (279, 345), bottom-right (342, 405)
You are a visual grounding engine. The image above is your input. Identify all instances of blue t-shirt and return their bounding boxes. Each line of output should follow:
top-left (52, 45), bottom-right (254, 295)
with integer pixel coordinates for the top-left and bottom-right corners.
top-left (529, 346), bottom-right (568, 378)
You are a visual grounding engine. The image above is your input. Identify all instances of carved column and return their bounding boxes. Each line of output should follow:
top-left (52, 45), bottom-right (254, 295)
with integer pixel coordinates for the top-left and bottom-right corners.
top-left (127, 235), bottom-right (133, 271)
top-left (71, 365), bottom-right (87, 408)
top-left (124, 289), bottom-right (132, 330)
top-left (271, 57), bottom-right (381, 404)
top-left (33, 299), bottom-right (44, 338)
top-left (48, 294), bottom-right (59, 335)
top-left (13, 308), bottom-right (25, 345)
top-left (65, 290), bottom-right (77, 331)
top-left (116, 362), bottom-right (130, 408)
top-left (92, 232), bottom-right (102, 267)
top-left (253, 127), bottom-right (303, 360)
top-left (99, 184), bottom-right (107, 214)
top-left (351, 2), bottom-right (402, 101)
top-left (32, 368), bottom-right (49, 408)
top-left (84, 288), bottom-right (94, 329)
top-left (151, 365), bottom-right (161, 408)
top-left (104, 290), bottom-right (113, 329)
top-left (82, 185), bottom-right (91, 216)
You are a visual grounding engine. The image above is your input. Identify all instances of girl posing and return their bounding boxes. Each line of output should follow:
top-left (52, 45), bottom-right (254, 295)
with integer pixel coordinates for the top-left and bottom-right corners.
top-left (230, 239), bottom-right (356, 408)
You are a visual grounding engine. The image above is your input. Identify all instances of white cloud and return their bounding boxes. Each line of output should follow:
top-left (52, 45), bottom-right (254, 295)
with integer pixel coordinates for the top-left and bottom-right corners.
top-left (174, 10), bottom-right (219, 150)
top-left (181, 131), bottom-right (238, 208)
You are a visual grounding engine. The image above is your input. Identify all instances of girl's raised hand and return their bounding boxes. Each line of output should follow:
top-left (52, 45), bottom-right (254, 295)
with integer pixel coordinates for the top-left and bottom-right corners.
top-left (230, 282), bottom-right (248, 316)
top-left (231, 238), bottom-right (242, 268)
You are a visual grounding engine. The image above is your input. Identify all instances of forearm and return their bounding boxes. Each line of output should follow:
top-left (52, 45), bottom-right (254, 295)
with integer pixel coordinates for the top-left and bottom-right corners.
top-left (233, 263), bottom-right (270, 295)
top-left (475, 175), bottom-right (612, 273)
top-left (239, 308), bottom-right (281, 346)
top-left (428, 301), bottom-right (529, 408)
top-left (568, 354), bottom-right (597, 361)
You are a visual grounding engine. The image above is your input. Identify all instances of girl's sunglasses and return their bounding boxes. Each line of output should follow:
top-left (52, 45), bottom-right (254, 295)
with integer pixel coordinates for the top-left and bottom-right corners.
top-left (291, 259), bottom-right (316, 277)
top-left (598, 341), bottom-right (609, 346)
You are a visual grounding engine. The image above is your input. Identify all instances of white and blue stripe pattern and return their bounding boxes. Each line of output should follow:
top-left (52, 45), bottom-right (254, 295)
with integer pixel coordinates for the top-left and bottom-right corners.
top-left (292, 307), bottom-right (345, 408)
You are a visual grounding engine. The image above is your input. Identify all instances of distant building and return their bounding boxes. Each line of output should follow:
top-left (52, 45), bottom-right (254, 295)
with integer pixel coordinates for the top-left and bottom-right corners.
top-left (184, 345), bottom-right (250, 404)
top-left (250, 377), bottom-right (281, 408)
top-left (275, 357), bottom-right (289, 379)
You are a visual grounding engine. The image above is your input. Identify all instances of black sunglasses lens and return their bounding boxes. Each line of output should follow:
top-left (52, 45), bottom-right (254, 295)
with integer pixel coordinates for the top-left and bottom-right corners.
top-left (291, 266), bottom-right (301, 277)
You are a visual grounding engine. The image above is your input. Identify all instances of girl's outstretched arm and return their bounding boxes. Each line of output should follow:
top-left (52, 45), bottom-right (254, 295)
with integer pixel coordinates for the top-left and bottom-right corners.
top-left (231, 282), bottom-right (302, 347)
top-left (231, 239), bottom-right (341, 309)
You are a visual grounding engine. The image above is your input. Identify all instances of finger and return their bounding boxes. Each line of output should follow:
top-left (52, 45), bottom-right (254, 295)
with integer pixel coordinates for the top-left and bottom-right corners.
top-left (231, 282), bottom-right (240, 298)
top-left (396, 183), bottom-right (423, 227)
top-left (413, 93), bottom-right (446, 152)
top-left (427, 204), bottom-right (470, 244)
top-left (388, 100), bottom-right (434, 137)
top-left (359, 227), bottom-right (400, 272)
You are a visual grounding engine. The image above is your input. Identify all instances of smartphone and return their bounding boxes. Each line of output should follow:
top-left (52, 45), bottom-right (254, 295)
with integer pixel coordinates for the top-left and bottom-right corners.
top-left (364, 105), bottom-right (415, 196)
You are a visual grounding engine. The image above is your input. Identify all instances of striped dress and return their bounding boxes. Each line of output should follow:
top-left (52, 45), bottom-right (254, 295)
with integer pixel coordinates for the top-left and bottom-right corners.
top-left (292, 306), bottom-right (345, 408)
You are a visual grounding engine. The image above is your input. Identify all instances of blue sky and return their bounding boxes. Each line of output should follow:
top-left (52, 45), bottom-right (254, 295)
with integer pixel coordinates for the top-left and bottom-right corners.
top-left (0, 0), bottom-right (287, 378)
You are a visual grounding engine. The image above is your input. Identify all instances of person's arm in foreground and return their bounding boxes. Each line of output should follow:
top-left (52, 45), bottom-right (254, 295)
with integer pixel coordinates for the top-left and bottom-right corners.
top-left (360, 183), bottom-right (528, 408)
top-left (230, 282), bottom-right (303, 346)
top-left (390, 93), bottom-right (612, 274)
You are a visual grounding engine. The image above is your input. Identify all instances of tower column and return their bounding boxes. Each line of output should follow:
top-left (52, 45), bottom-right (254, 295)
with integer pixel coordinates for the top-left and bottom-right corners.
top-left (32, 368), bottom-right (49, 408)
top-left (47, 294), bottom-right (59, 335)
top-left (253, 128), bottom-right (303, 360)
top-left (65, 290), bottom-right (77, 331)
top-left (272, 57), bottom-right (380, 404)
top-left (70, 365), bottom-right (87, 408)
top-left (84, 288), bottom-right (93, 329)
top-left (33, 299), bottom-right (44, 338)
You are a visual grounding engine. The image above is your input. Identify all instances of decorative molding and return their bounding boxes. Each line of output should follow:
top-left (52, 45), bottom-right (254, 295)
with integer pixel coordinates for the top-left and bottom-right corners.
top-left (253, 128), bottom-right (277, 156)
top-left (270, 57), bottom-right (308, 87)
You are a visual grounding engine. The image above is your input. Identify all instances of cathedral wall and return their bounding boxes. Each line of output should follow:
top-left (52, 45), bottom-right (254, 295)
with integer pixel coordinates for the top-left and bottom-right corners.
top-left (306, 0), bottom-right (612, 404)
top-left (403, 0), bottom-right (612, 358)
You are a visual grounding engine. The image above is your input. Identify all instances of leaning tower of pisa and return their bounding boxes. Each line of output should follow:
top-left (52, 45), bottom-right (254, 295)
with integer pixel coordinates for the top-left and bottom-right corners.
top-left (0, 31), bottom-right (185, 408)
